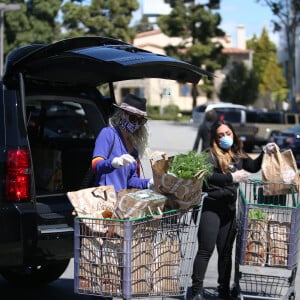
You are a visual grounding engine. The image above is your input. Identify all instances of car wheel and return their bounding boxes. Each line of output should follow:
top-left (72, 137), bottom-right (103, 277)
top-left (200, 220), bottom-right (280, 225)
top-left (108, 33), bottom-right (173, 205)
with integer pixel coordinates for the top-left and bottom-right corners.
top-left (0, 259), bottom-right (70, 286)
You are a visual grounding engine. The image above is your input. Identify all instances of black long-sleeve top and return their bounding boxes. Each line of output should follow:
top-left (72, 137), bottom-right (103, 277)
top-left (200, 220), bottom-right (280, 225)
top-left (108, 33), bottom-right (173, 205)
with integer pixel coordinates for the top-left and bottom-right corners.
top-left (202, 151), bottom-right (264, 211)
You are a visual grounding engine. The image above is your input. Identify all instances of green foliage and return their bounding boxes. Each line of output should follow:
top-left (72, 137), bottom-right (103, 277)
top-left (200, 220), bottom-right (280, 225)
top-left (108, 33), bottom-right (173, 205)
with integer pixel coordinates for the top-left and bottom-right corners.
top-left (219, 62), bottom-right (259, 106)
top-left (3, 0), bottom-right (139, 65)
top-left (168, 151), bottom-right (213, 180)
top-left (147, 106), bottom-right (160, 117)
top-left (247, 28), bottom-right (288, 105)
top-left (248, 208), bottom-right (267, 220)
top-left (4, 0), bottom-right (63, 56)
top-left (157, 0), bottom-right (227, 108)
top-left (256, 0), bottom-right (299, 111)
top-left (60, 0), bottom-right (138, 42)
top-left (163, 104), bottom-right (179, 116)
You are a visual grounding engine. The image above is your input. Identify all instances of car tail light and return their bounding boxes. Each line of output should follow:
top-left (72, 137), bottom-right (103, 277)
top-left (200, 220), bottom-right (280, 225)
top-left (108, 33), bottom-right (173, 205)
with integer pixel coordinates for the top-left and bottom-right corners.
top-left (5, 149), bottom-right (31, 202)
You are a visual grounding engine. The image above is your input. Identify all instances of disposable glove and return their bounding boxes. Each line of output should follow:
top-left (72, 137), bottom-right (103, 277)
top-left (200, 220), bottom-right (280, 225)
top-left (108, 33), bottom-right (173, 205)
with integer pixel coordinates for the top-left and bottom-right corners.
top-left (263, 142), bottom-right (277, 154)
top-left (111, 154), bottom-right (136, 168)
top-left (231, 169), bottom-right (249, 183)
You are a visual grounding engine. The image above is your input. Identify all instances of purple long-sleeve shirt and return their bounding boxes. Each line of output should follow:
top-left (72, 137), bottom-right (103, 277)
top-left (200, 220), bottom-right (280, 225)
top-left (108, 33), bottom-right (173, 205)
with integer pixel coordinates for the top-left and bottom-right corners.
top-left (92, 126), bottom-right (149, 193)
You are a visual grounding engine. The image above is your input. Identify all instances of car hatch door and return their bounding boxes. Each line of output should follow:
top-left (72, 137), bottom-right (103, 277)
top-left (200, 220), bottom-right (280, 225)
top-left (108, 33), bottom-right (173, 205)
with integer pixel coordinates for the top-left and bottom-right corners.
top-left (3, 36), bottom-right (212, 88)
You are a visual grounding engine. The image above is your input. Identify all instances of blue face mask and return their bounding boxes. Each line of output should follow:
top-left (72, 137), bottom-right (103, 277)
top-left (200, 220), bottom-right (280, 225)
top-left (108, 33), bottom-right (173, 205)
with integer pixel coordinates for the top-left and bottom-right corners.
top-left (219, 136), bottom-right (233, 150)
top-left (120, 118), bottom-right (140, 133)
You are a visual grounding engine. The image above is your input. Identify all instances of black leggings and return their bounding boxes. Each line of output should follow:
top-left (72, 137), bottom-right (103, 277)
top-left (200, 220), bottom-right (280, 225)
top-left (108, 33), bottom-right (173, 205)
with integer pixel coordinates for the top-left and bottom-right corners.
top-left (191, 209), bottom-right (237, 294)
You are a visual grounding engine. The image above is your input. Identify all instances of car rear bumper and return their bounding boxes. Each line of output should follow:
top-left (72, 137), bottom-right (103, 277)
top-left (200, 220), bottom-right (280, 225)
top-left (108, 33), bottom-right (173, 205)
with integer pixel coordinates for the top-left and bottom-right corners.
top-left (0, 202), bottom-right (37, 266)
top-left (0, 199), bottom-right (75, 266)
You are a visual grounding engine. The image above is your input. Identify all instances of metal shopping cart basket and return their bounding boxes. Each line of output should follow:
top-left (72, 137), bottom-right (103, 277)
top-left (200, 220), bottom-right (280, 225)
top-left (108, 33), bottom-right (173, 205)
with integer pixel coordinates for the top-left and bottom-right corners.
top-left (74, 204), bottom-right (202, 299)
top-left (234, 180), bottom-right (300, 300)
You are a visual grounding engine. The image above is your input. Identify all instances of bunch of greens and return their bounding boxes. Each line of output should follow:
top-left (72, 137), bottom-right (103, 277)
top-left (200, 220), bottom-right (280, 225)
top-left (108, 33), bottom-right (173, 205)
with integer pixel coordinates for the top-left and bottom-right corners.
top-left (168, 151), bottom-right (213, 180)
top-left (248, 209), bottom-right (267, 220)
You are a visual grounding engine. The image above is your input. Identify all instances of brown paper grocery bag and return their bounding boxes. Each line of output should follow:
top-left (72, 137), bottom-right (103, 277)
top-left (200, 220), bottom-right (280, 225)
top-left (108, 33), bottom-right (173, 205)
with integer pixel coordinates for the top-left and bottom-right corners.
top-left (67, 185), bottom-right (116, 233)
top-left (152, 231), bottom-right (180, 294)
top-left (261, 144), bottom-right (300, 196)
top-left (245, 219), bottom-right (268, 266)
top-left (150, 151), bottom-right (206, 210)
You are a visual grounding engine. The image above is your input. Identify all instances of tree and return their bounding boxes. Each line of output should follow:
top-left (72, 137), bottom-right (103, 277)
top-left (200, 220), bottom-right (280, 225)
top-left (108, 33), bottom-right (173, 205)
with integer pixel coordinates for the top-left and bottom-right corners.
top-left (60, 0), bottom-right (139, 42)
top-left (247, 28), bottom-right (288, 109)
top-left (256, 0), bottom-right (300, 111)
top-left (157, 0), bottom-right (227, 109)
top-left (4, 0), bottom-right (63, 57)
top-left (219, 62), bottom-right (258, 106)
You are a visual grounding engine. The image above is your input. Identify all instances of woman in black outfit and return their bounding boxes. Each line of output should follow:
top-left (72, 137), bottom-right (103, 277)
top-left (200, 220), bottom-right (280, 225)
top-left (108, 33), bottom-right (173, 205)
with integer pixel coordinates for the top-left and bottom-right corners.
top-left (190, 120), bottom-right (276, 300)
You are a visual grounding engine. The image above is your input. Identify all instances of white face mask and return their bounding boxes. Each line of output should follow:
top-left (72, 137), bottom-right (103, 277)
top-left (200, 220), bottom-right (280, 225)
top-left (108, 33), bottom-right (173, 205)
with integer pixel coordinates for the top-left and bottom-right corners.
top-left (219, 136), bottom-right (233, 149)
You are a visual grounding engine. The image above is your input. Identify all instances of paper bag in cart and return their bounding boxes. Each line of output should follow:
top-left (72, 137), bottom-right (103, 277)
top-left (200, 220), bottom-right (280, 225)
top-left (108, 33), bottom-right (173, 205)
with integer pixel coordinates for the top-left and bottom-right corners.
top-left (113, 189), bottom-right (167, 220)
top-left (67, 185), bottom-right (116, 233)
top-left (150, 152), bottom-right (207, 210)
top-left (261, 144), bottom-right (300, 196)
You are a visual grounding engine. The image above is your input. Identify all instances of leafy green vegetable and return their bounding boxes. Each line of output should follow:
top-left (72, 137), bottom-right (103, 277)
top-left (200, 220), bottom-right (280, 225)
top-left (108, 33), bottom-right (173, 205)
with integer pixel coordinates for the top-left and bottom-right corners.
top-left (168, 151), bottom-right (213, 180)
top-left (248, 209), bottom-right (267, 220)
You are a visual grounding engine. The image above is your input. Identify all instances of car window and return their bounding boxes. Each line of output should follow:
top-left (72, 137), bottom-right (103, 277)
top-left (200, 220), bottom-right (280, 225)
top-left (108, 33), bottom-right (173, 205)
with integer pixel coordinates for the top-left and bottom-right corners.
top-left (286, 114), bottom-right (296, 124)
top-left (246, 111), bottom-right (284, 124)
top-left (27, 100), bottom-right (96, 139)
top-left (194, 105), bottom-right (206, 113)
top-left (259, 112), bottom-right (284, 123)
top-left (246, 110), bottom-right (260, 122)
top-left (216, 109), bottom-right (243, 123)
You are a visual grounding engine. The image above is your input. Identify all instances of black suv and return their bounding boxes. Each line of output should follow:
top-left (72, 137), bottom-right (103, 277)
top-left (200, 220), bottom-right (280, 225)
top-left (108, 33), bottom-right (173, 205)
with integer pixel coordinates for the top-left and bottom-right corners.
top-left (0, 36), bottom-right (208, 286)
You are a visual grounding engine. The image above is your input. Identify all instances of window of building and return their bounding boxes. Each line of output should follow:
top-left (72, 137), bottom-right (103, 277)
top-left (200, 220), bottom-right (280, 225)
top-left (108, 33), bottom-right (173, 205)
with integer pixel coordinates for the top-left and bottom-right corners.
top-left (121, 88), bottom-right (145, 98)
top-left (179, 84), bottom-right (191, 97)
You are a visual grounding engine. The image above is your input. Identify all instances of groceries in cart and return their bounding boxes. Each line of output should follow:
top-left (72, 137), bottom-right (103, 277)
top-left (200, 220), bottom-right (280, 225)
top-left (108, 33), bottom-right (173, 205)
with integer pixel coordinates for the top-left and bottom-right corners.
top-left (67, 158), bottom-right (209, 299)
top-left (68, 185), bottom-right (167, 223)
top-left (74, 202), bottom-right (203, 299)
top-left (68, 150), bottom-right (212, 223)
top-left (68, 148), bottom-right (211, 299)
top-left (235, 179), bottom-right (300, 299)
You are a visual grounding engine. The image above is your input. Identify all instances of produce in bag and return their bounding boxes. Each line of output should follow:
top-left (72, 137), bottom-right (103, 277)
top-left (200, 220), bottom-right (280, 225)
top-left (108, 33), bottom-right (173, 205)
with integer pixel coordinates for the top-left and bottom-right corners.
top-left (150, 151), bottom-right (213, 210)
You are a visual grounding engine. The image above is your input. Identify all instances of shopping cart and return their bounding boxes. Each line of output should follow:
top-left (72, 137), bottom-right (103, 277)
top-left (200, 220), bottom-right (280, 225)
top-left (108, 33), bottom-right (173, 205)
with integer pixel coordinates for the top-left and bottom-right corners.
top-left (234, 179), bottom-right (300, 300)
top-left (74, 204), bottom-right (202, 299)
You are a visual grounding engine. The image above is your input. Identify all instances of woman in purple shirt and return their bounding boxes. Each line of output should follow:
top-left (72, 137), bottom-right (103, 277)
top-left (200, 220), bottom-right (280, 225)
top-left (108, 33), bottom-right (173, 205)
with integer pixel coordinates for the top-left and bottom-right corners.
top-left (92, 94), bottom-right (152, 193)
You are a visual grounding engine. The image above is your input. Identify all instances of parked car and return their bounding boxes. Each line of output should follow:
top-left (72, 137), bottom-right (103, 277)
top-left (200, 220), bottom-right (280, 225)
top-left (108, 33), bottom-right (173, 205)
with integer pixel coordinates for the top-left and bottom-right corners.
top-left (190, 102), bottom-right (259, 152)
top-left (239, 110), bottom-right (300, 149)
top-left (0, 36), bottom-right (209, 286)
top-left (270, 124), bottom-right (300, 166)
top-left (190, 102), bottom-right (247, 126)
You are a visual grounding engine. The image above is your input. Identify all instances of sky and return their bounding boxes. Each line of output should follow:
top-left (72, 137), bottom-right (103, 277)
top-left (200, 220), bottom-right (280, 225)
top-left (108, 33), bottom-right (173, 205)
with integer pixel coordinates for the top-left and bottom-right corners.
top-left (135, 0), bottom-right (279, 47)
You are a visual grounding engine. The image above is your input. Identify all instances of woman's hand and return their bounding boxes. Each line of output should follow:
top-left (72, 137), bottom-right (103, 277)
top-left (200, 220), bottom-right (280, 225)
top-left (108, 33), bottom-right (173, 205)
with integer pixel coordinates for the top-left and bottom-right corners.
top-left (112, 154), bottom-right (136, 168)
top-left (263, 142), bottom-right (277, 154)
top-left (231, 169), bottom-right (249, 183)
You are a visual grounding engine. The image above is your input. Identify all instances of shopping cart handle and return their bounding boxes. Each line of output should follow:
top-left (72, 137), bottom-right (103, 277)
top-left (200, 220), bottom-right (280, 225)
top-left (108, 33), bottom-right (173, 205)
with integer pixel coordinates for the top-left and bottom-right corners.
top-left (246, 178), bottom-right (263, 184)
top-left (201, 192), bottom-right (208, 201)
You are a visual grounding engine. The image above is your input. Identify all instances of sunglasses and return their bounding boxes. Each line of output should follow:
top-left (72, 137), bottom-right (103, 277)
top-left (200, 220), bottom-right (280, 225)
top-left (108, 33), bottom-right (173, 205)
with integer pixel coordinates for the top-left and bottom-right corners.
top-left (126, 112), bottom-right (147, 125)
